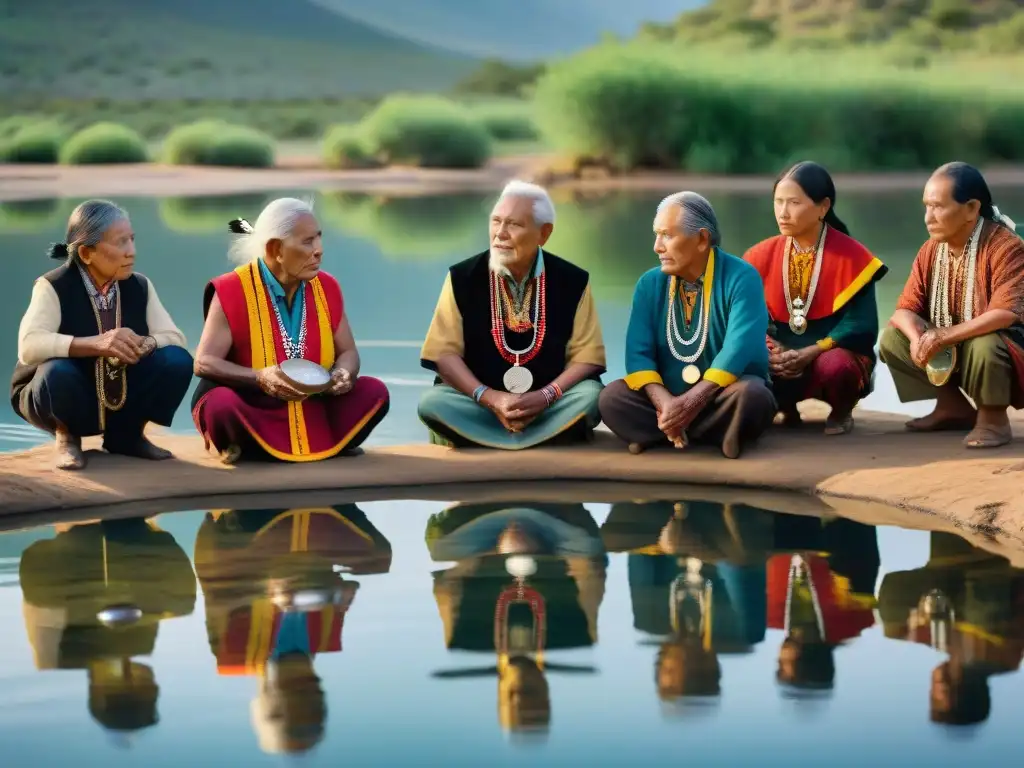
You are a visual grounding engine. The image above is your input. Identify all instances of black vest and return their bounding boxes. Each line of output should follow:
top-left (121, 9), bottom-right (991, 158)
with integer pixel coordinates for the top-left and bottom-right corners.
top-left (423, 250), bottom-right (594, 391)
top-left (10, 262), bottom-right (150, 418)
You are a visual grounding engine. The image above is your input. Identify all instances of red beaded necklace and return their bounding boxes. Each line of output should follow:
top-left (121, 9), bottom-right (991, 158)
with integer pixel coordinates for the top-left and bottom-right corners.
top-left (494, 581), bottom-right (546, 653)
top-left (489, 269), bottom-right (548, 366)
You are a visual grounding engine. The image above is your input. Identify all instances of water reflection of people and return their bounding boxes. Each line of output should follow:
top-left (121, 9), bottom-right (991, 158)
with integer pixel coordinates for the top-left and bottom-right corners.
top-left (601, 500), bottom-right (770, 707)
top-left (194, 504), bottom-right (391, 754)
top-left (769, 515), bottom-right (879, 694)
top-left (878, 532), bottom-right (1024, 726)
top-left (18, 517), bottom-right (196, 734)
top-left (427, 502), bottom-right (607, 734)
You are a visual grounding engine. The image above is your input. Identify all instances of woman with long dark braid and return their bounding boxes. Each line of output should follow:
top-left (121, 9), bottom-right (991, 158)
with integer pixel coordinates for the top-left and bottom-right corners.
top-left (745, 161), bottom-right (888, 435)
top-left (881, 161), bottom-right (1024, 449)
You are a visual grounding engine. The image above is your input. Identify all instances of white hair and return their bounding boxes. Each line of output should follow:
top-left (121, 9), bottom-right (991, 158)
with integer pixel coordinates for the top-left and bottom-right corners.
top-left (657, 191), bottom-right (721, 247)
top-left (228, 196), bottom-right (316, 265)
top-left (494, 179), bottom-right (555, 227)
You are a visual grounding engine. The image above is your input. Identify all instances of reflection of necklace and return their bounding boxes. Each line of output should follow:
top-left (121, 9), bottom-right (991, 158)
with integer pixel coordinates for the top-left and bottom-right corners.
top-left (494, 578), bottom-right (546, 654)
top-left (930, 218), bottom-right (982, 327)
top-left (782, 225), bottom-right (826, 335)
top-left (783, 555), bottom-right (825, 639)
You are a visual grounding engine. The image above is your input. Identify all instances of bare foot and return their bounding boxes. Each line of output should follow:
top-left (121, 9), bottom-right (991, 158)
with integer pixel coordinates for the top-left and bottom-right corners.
top-left (105, 435), bottom-right (174, 460)
top-left (905, 387), bottom-right (975, 432)
top-left (965, 407), bottom-right (1013, 448)
top-left (55, 431), bottom-right (85, 471)
top-left (824, 413), bottom-right (854, 436)
top-left (221, 444), bottom-right (243, 465)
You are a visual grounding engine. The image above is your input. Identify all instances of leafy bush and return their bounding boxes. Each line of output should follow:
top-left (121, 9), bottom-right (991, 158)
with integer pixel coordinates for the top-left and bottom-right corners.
top-left (358, 95), bottom-right (492, 169)
top-left (162, 120), bottom-right (275, 167)
top-left (0, 119), bottom-right (63, 163)
top-left (532, 45), bottom-right (1024, 173)
top-left (59, 122), bottom-right (148, 164)
top-left (321, 125), bottom-right (380, 169)
top-left (471, 102), bottom-right (539, 141)
top-left (453, 59), bottom-right (546, 97)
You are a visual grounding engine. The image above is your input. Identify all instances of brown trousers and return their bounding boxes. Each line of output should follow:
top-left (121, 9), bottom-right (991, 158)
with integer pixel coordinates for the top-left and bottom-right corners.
top-left (598, 377), bottom-right (776, 459)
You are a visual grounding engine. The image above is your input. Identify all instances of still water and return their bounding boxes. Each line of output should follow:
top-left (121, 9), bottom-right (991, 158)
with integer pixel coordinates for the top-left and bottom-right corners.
top-left (0, 496), bottom-right (1021, 764)
top-left (4, 185), bottom-right (1024, 451)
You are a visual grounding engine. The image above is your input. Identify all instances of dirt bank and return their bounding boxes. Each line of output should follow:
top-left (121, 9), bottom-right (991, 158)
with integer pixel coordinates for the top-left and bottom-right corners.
top-left (4, 159), bottom-right (1024, 202)
top-left (2, 404), bottom-right (1022, 555)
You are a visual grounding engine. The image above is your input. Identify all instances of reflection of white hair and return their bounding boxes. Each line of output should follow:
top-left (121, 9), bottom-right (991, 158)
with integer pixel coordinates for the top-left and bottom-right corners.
top-left (494, 179), bottom-right (555, 227)
top-left (229, 196), bottom-right (315, 265)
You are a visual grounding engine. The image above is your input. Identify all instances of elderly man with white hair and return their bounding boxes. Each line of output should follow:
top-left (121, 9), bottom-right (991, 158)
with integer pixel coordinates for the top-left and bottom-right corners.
top-left (418, 179), bottom-right (606, 449)
top-left (192, 197), bottom-right (390, 463)
top-left (599, 191), bottom-right (775, 459)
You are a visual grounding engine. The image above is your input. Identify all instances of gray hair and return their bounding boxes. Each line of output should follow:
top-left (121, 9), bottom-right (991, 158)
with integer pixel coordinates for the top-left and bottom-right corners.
top-left (53, 200), bottom-right (129, 261)
top-left (229, 196), bottom-right (315, 265)
top-left (657, 191), bottom-right (721, 247)
top-left (494, 179), bottom-right (556, 227)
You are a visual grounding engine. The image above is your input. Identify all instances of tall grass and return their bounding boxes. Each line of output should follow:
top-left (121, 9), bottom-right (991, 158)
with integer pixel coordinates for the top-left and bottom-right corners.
top-left (533, 43), bottom-right (1024, 173)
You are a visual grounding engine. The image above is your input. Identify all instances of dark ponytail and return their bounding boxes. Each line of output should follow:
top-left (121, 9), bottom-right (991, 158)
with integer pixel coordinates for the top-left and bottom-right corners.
top-left (934, 161), bottom-right (1004, 226)
top-left (775, 160), bottom-right (850, 236)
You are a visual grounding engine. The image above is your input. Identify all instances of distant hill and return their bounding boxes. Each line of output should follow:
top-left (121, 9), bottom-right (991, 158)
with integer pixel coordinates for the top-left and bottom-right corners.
top-left (648, 0), bottom-right (1024, 51)
top-left (0, 0), bottom-right (477, 102)
top-left (318, 0), bottom-right (706, 60)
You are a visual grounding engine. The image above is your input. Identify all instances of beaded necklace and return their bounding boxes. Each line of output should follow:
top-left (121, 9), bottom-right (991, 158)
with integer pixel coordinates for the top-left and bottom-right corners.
top-left (489, 269), bottom-right (548, 393)
top-left (269, 288), bottom-right (308, 360)
top-left (782, 224), bottom-right (826, 335)
top-left (89, 288), bottom-right (127, 432)
top-left (929, 218), bottom-right (982, 328)
top-left (494, 579), bottom-right (546, 654)
top-left (665, 253), bottom-right (713, 384)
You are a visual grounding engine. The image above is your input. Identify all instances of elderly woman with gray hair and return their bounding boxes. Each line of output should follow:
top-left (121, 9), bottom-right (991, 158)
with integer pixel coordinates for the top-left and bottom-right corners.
top-left (191, 197), bottom-right (389, 463)
top-left (11, 199), bottom-right (193, 470)
top-left (598, 191), bottom-right (775, 459)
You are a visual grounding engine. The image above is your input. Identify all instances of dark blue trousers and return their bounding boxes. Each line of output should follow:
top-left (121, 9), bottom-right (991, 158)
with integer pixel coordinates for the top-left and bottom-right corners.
top-left (22, 346), bottom-right (194, 446)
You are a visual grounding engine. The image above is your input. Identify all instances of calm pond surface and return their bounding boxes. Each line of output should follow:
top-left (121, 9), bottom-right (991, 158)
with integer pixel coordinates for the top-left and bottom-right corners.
top-left (4, 185), bottom-right (1024, 451)
top-left (0, 496), bottom-right (1021, 764)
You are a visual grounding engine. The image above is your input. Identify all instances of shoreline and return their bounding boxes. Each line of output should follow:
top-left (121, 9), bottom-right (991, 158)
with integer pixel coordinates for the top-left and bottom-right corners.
top-left (4, 159), bottom-right (1024, 202)
top-left (2, 404), bottom-right (1022, 557)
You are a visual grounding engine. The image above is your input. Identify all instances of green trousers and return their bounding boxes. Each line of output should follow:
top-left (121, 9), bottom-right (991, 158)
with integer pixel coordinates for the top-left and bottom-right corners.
top-left (878, 326), bottom-right (1014, 407)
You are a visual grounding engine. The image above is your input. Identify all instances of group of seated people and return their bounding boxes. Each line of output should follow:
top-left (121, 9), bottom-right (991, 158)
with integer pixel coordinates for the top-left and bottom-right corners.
top-left (13, 160), bottom-right (1024, 470)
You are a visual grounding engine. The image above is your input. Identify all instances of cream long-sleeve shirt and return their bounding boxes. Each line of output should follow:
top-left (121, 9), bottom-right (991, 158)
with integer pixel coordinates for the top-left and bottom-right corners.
top-left (17, 274), bottom-right (188, 366)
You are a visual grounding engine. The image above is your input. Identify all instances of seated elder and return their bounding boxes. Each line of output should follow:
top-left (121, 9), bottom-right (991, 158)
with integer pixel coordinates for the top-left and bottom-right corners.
top-left (417, 180), bottom-right (606, 449)
top-left (880, 162), bottom-right (1024, 449)
top-left (599, 192), bottom-right (775, 459)
top-left (12, 199), bottom-right (193, 471)
top-left (745, 161), bottom-right (888, 435)
top-left (192, 197), bottom-right (389, 462)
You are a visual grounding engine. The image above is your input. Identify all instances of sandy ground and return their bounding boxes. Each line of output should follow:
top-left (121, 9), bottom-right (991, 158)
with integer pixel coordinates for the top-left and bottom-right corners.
top-left (2, 403), bottom-right (1023, 561)
top-left (5, 159), bottom-right (1024, 201)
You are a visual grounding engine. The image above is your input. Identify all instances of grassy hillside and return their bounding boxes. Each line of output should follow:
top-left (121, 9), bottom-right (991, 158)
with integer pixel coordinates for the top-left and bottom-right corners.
top-left (0, 0), bottom-right (476, 103)
top-left (643, 0), bottom-right (1024, 54)
top-left (319, 0), bottom-right (704, 60)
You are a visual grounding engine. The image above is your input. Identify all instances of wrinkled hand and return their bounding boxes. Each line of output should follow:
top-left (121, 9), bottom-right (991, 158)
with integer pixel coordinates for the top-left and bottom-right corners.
top-left (94, 328), bottom-right (146, 365)
top-left (766, 335), bottom-right (787, 354)
top-left (771, 347), bottom-right (816, 380)
top-left (328, 366), bottom-right (354, 395)
top-left (913, 328), bottom-right (948, 368)
top-left (505, 391), bottom-right (548, 431)
top-left (481, 390), bottom-right (521, 431)
top-left (657, 390), bottom-right (706, 439)
top-left (257, 366), bottom-right (307, 402)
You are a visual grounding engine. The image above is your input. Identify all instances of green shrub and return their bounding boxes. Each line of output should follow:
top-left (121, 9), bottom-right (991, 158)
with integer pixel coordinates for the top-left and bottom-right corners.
top-left (159, 193), bottom-right (271, 233)
top-left (321, 125), bottom-right (380, 169)
top-left (59, 122), bottom-right (148, 164)
top-left (0, 120), bottom-right (63, 163)
top-left (532, 45), bottom-right (1024, 173)
top-left (162, 120), bottom-right (275, 167)
top-left (471, 102), bottom-right (538, 141)
top-left (359, 95), bottom-right (492, 169)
